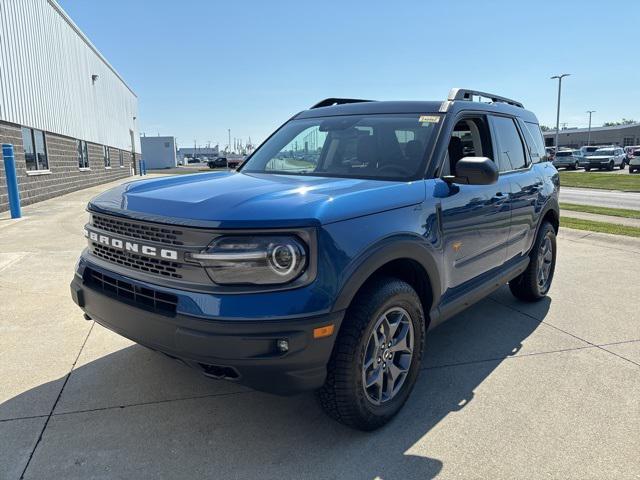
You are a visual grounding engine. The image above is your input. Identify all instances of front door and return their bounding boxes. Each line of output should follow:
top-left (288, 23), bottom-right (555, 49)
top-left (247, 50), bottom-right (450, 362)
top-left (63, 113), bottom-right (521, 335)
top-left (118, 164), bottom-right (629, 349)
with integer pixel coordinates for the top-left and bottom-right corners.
top-left (437, 115), bottom-right (512, 291)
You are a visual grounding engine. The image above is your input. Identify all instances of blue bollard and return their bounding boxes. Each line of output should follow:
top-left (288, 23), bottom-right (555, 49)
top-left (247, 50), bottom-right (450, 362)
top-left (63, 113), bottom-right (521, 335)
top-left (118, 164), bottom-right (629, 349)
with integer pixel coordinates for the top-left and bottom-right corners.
top-left (138, 158), bottom-right (143, 176)
top-left (142, 160), bottom-right (147, 175)
top-left (2, 144), bottom-right (22, 218)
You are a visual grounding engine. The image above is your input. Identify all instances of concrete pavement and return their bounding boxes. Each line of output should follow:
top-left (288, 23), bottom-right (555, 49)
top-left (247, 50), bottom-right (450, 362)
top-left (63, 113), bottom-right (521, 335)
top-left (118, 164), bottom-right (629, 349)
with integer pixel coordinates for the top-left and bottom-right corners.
top-left (1, 177), bottom-right (639, 480)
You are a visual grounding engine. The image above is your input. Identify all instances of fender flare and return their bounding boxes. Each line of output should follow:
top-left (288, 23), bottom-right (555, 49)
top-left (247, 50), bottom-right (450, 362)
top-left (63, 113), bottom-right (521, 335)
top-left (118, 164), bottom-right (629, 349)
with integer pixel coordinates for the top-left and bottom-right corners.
top-left (331, 237), bottom-right (442, 313)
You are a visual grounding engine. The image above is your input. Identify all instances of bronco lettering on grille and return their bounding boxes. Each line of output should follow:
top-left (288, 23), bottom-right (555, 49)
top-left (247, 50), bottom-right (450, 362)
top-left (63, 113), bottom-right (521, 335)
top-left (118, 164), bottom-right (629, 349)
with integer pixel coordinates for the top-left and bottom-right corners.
top-left (85, 229), bottom-right (178, 260)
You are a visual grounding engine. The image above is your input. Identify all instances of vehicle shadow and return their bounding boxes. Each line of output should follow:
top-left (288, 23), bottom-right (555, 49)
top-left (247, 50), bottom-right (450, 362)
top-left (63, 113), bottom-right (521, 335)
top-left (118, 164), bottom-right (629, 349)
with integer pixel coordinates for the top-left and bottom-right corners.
top-left (2, 289), bottom-right (551, 480)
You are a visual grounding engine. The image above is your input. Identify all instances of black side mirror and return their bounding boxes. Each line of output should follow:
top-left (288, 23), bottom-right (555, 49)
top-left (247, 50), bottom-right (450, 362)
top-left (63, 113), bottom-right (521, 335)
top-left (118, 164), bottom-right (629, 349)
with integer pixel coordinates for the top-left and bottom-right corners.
top-left (443, 157), bottom-right (499, 185)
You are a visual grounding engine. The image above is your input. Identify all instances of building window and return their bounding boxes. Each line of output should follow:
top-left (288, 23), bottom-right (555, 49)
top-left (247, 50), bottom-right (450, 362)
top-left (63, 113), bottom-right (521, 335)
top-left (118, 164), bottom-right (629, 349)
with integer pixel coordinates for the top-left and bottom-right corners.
top-left (77, 140), bottom-right (89, 169)
top-left (22, 127), bottom-right (49, 171)
top-left (119, 150), bottom-right (124, 167)
top-left (103, 146), bottom-right (111, 168)
top-left (623, 137), bottom-right (634, 147)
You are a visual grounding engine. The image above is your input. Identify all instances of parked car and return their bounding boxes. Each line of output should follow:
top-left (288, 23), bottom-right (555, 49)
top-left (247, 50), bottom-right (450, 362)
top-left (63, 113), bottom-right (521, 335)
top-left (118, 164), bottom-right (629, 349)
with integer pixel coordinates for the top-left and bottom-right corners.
top-left (207, 157), bottom-right (228, 169)
top-left (579, 145), bottom-right (600, 158)
top-left (70, 88), bottom-right (559, 431)
top-left (584, 147), bottom-right (626, 171)
top-left (545, 146), bottom-right (556, 161)
top-left (186, 157), bottom-right (202, 164)
top-left (552, 149), bottom-right (581, 170)
top-left (624, 145), bottom-right (640, 162)
top-left (629, 149), bottom-right (640, 174)
top-left (227, 157), bottom-right (244, 169)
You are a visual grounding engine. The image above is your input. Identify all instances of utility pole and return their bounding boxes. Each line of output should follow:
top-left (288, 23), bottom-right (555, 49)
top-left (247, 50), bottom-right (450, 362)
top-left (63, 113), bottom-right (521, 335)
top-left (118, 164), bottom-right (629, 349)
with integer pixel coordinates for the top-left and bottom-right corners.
top-left (228, 129), bottom-right (231, 153)
top-left (586, 110), bottom-right (596, 146)
top-left (551, 74), bottom-right (570, 151)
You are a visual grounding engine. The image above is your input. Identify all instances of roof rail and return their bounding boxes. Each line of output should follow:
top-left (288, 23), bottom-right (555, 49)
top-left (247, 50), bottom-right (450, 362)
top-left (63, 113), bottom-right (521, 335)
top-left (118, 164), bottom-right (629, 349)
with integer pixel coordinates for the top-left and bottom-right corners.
top-left (310, 98), bottom-right (373, 109)
top-left (445, 88), bottom-right (524, 109)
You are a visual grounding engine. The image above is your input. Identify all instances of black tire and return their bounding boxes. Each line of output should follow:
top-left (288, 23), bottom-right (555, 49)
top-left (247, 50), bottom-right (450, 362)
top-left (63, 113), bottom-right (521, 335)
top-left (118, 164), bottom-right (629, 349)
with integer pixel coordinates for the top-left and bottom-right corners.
top-left (573, 161), bottom-right (579, 170)
top-left (509, 221), bottom-right (557, 302)
top-left (607, 161), bottom-right (614, 171)
top-left (317, 277), bottom-right (425, 431)
top-left (585, 167), bottom-right (591, 172)
top-left (619, 161), bottom-right (625, 170)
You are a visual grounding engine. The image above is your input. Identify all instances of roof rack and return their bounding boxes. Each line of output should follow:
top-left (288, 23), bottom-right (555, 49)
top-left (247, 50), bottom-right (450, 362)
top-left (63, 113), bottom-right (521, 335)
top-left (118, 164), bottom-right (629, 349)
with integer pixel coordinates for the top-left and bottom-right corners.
top-left (310, 98), bottom-right (373, 109)
top-left (442, 88), bottom-right (524, 110)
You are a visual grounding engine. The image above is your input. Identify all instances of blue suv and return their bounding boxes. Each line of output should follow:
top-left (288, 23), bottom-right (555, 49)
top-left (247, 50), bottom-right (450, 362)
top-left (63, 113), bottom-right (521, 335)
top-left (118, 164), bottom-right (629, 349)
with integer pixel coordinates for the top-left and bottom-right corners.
top-left (71, 88), bottom-right (559, 430)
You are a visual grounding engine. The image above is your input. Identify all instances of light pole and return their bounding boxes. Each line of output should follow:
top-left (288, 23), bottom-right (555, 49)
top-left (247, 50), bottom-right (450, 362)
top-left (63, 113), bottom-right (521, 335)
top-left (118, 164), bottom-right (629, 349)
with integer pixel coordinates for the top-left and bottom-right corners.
top-left (586, 110), bottom-right (596, 146)
top-left (551, 74), bottom-right (570, 151)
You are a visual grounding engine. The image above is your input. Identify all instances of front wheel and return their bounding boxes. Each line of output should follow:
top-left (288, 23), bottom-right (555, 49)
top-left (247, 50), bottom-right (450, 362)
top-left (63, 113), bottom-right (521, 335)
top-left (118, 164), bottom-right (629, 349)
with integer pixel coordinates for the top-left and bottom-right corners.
top-left (317, 277), bottom-right (425, 430)
top-left (585, 167), bottom-right (591, 172)
top-left (608, 161), bottom-right (614, 171)
top-left (509, 221), bottom-right (557, 302)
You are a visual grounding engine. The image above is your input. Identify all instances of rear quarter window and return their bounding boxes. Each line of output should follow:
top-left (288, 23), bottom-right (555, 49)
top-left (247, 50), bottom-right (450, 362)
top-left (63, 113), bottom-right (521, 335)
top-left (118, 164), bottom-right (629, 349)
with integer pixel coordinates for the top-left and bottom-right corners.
top-left (521, 121), bottom-right (548, 164)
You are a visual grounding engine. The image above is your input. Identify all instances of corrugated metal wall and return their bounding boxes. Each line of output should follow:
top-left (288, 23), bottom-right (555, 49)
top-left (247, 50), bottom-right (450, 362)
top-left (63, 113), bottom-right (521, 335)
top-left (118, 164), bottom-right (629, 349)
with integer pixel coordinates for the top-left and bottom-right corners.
top-left (0, 0), bottom-right (139, 152)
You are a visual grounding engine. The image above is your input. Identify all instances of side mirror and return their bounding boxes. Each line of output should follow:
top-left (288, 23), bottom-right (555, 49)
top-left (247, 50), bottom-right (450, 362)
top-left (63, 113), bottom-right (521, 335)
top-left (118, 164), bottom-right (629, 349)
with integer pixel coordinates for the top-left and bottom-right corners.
top-left (443, 157), bottom-right (499, 185)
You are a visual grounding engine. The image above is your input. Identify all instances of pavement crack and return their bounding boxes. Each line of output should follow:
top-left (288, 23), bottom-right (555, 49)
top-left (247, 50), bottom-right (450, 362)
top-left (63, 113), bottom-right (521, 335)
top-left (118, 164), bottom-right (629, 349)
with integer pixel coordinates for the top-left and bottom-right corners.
top-left (52, 389), bottom-right (254, 418)
top-left (421, 344), bottom-right (598, 371)
top-left (490, 297), bottom-right (640, 368)
top-left (18, 322), bottom-right (95, 480)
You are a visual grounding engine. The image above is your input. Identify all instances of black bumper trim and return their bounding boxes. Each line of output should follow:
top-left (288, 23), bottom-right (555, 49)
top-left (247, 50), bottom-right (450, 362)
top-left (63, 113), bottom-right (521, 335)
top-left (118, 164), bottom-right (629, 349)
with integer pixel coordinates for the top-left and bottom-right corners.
top-left (70, 276), bottom-right (344, 395)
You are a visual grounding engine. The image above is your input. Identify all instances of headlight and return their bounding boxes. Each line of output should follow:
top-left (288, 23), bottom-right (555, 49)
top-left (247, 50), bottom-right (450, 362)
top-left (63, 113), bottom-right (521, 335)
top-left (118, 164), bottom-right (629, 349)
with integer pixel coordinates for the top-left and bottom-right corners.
top-left (187, 235), bottom-right (307, 285)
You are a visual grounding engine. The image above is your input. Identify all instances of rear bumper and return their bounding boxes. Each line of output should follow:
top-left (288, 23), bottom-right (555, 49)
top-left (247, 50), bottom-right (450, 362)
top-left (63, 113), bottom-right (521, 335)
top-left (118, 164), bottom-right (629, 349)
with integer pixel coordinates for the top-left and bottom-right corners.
top-left (70, 273), bottom-right (344, 395)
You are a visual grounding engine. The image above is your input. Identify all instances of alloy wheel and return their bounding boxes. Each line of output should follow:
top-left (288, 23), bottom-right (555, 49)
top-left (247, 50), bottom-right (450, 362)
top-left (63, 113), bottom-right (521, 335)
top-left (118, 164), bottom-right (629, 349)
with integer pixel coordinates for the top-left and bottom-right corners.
top-left (537, 234), bottom-right (553, 292)
top-left (362, 307), bottom-right (414, 405)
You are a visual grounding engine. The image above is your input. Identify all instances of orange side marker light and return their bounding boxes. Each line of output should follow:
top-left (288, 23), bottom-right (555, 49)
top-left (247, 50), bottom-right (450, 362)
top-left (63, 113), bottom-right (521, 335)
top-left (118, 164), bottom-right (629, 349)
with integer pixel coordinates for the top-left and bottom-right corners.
top-left (313, 324), bottom-right (335, 339)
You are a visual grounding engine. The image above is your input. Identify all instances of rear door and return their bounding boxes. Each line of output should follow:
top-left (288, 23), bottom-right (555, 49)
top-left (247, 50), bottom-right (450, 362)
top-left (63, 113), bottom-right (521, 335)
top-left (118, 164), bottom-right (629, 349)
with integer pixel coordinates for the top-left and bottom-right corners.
top-left (489, 115), bottom-right (543, 260)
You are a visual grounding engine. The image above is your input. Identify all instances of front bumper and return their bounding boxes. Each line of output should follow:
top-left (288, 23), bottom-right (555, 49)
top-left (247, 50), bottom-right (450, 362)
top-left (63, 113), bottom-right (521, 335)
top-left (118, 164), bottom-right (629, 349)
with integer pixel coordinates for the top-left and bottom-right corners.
top-left (70, 271), bottom-right (344, 396)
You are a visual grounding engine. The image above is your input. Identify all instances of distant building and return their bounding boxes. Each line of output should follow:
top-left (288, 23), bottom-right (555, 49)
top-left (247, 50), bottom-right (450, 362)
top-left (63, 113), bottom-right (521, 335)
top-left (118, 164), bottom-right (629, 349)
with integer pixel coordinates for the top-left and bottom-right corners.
top-left (0, 0), bottom-right (139, 213)
top-left (141, 136), bottom-right (177, 169)
top-left (177, 146), bottom-right (219, 163)
top-left (543, 123), bottom-right (640, 148)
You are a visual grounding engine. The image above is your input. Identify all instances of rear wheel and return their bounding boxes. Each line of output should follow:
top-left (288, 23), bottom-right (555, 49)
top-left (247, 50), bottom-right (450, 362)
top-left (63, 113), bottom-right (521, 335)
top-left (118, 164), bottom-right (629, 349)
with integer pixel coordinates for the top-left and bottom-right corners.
top-left (607, 160), bottom-right (614, 171)
top-left (317, 277), bottom-right (425, 431)
top-left (585, 167), bottom-right (591, 172)
top-left (620, 161), bottom-right (626, 170)
top-left (509, 221), bottom-right (557, 302)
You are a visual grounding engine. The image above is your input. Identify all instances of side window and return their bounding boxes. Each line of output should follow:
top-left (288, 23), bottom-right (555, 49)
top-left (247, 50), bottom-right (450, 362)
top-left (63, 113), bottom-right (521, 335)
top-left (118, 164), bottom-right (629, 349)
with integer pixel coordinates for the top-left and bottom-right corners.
top-left (103, 146), bottom-right (111, 168)
top-left (521, 121), bottom-right (548, 163)
top-left (22, 127), bottom-right (49, 171)
top-left (77, 140), bottom-right (89, 169)
top-left (491, 116), bottom-right (527, 171)
top-left (442, 116), bottom-right (493, 177)
top-left (265, 125), bottom-right (327, 172)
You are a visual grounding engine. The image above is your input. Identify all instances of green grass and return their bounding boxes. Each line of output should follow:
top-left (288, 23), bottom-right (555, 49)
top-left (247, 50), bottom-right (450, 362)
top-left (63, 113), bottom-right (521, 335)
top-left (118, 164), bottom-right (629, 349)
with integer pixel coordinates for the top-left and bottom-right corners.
top-left (561, 217), bottom-right (640, 238)
top-left (559, 171), bottom-right (640, 192)
top-left (560, 203), bottom-right (640, 220)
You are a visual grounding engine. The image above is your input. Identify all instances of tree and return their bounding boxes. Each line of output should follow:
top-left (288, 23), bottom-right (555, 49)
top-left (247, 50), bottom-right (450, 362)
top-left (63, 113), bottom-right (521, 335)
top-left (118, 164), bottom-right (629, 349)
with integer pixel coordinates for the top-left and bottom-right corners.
top-left (540, 125), bottom-right (552, 132)
top-left (602, 118), bottom-right (636, 127)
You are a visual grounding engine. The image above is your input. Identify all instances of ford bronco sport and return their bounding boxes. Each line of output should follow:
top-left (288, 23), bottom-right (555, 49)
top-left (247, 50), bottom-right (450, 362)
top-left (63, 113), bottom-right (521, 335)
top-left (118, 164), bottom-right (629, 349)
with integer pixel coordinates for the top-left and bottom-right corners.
top-left (71, 88), bottom-right (560, 430)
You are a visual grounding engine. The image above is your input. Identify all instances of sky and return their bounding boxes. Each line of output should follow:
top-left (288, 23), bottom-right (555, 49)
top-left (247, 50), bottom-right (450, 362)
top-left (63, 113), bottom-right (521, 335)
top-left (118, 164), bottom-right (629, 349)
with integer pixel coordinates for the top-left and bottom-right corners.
top-left (58, 0), bottom-right (640, 150)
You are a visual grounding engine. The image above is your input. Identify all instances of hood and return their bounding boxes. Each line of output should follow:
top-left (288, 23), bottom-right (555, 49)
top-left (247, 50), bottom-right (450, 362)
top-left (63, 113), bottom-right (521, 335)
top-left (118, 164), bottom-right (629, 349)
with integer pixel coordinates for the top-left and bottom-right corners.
top-left (88, 172), bottom-right (426, 228)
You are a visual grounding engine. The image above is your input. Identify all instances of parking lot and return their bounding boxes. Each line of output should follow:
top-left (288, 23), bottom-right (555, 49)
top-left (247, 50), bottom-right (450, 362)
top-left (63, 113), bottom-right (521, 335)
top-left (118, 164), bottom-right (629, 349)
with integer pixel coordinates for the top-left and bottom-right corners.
top-left (1, 176), bottom-right (639, 480)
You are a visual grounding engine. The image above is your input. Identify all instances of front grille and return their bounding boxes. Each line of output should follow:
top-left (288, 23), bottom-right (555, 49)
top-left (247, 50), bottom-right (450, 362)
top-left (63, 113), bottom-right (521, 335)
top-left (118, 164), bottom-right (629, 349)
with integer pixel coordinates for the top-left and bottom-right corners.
top-left (92, 214), bottom-right (184, 246)
top-left (84, 268), bottom-right (178, 315)
top-left (91, 243), bottom-right (183, 279)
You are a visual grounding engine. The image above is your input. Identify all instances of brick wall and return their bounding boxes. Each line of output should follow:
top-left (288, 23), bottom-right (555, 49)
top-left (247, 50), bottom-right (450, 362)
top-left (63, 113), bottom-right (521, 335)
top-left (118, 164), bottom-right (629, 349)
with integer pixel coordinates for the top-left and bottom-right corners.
top-left (0, 121), bottom-right (135, 212)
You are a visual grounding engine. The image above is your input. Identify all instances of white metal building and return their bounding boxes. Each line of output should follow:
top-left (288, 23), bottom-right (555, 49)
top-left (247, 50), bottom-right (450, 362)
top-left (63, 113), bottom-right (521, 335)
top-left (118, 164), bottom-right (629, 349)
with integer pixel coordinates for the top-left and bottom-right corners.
top-left (0, 0), bottom-right (140, 212)
top-left (141, 136), bottom-right (177, 169)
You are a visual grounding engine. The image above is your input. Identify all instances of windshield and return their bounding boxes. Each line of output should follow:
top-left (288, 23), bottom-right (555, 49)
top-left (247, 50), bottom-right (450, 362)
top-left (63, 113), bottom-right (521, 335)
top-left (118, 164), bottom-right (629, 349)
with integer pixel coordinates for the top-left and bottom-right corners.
top-left (556, 151), bottom-right (572, 157)
top-left (241, 114), bottom-right (441, 180)
top-left (595, 149), bottom-right (615, 156)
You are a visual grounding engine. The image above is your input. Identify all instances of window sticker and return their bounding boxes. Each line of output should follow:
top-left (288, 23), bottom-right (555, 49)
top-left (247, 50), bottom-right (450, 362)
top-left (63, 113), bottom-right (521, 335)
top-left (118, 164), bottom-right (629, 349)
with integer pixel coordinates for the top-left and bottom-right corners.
top-left (418, 115), bottom-right (440, 124)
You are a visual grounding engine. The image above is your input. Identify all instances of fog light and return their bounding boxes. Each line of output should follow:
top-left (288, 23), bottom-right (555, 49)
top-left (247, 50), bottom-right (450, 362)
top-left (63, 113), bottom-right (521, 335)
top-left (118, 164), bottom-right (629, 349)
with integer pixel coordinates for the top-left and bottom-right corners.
top-left (276, 339), bottom-right (289, 353)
